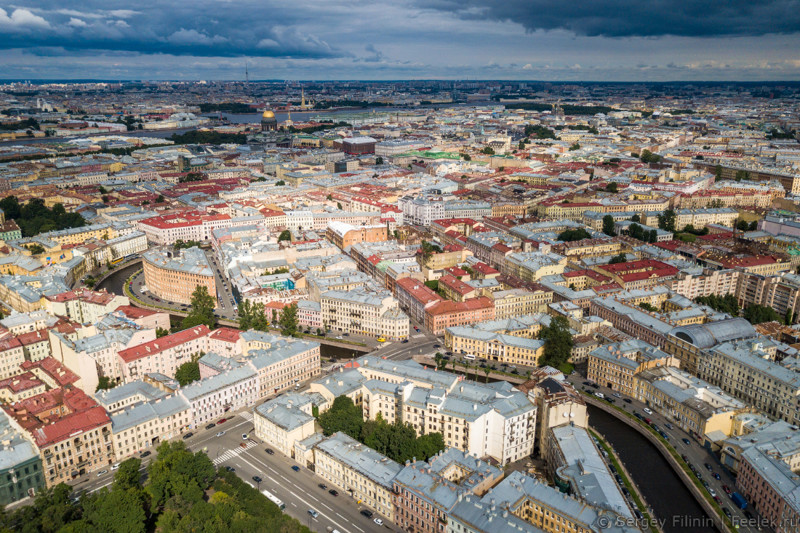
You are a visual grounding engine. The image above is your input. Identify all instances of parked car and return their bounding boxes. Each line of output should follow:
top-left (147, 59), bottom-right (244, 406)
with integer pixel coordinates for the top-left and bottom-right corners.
top-left (265, 448), bottom-right (274, 455)
top-left (329, 489), bottom-right (338, 496)
top-left (623, 398), bottom-right (632, 403)
top-left (225, 466), bottom-right (235, 472)
top-left (374, 518), bottom-right (384, 526)
top-left (291, 465), bottom-right (300, 472)
top-left (360, 510), bottom-right (374, 519)
top-left (643, 407), bottom-right (653, 415)
top-left (97, 470), bottom-right (108, 477)
top-left (664, 423), bottom-right (673, 430)
top-left (216, 431), bottom-right (225, 437)
top-left (140, 451), bottom-right (151, 458)
top-left (704, 463), bottom-right (713, 471)
top-left (183, 432), bottom-right (193, 439)
top-left (713, 472), bottom-right (721, 480)
top-left (594, 392), bottom-right (604, 399)
top-left (206, 423), bottom-right (216, 430)
top-left (318, 483), bottom-right (327, 490)
top-left (682, 438), bottom-right (691, 445)
top-left (217, 418), bottom-right (227, 425)
top-left (111, 463), bottom-right (120, 470)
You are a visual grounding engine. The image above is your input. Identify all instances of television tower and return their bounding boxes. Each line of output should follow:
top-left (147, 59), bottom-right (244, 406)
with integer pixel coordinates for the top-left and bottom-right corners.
top-left (245, 61), bottom-right (249, 84)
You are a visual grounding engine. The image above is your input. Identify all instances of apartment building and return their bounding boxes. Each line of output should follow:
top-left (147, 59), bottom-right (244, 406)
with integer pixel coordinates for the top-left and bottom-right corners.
top-left (492, 288), bottom-right (553, 318)
top-left (425, 297), bottom-right (495, 335)
top-left (253, 392), bottom-right (321, 458)
top-left (314, 432), bottom-right (402, 522)
top-left (395, 277), bottom-right (444, 324)
top-left (2, 386), bottom-right (113, 487)
top-left (320, 289), bottom-right (410, 340)
top-left (698, 340), bottom-right (800, 425)
top-left (179, 366), bottom-right (258, 427)
top-left (313, 357), bottom-right (536, 465)
top-left (142, 247), bottom-right (217, 306)
top-left (245, 339), bottom-right (320, 398)
top-left (636, 365), bottom-right (747, 442)
top-left (445, 326), bottom-right (544, 366)
top-left (109, 393), bottom-right (192, 460)
top-left (326, 221), bottom-right (388, 250)
top-left (45, 289), bottom-right (128, 325)
top-left (117, 325), bottom-right (211, 383)
top-left (587, 340), bottom-right (679, 398)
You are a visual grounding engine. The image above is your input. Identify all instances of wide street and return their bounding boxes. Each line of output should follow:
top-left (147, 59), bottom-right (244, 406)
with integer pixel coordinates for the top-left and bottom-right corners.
top-left (565, 373), bottom-right (767, 533)
top-left (72, 410), bottom-right (396, 533)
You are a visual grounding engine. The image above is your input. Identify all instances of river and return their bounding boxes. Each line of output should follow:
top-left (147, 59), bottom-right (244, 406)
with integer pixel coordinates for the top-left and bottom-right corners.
top-left (587, 405), bottom-right (715, 533)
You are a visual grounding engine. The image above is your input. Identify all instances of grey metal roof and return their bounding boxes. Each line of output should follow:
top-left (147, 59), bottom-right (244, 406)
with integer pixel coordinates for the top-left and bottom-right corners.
top-left (672, 318), bottom-right (757, 349)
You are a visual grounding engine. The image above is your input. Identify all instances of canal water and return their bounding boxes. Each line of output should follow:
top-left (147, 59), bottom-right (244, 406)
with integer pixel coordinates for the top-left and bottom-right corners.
top-left (588, 405), bottom-right (715, 533)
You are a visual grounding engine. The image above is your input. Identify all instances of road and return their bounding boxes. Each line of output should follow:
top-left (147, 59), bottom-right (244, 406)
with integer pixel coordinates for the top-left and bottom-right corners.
top-left (72, 410), bottom-right (396, 533)
top-left (204, 249), bottom-right (239, 320)
top-left (567, 374), bottom-right (764, 533)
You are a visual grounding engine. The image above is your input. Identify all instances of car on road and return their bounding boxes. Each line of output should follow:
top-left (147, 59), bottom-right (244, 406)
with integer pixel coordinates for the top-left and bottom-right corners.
top-left (374, 518), bottom-right (383, 526)
top-left (140, 451), bottom-right (151, 458)
top-left (111, 463), bottom-right (120, 470)
top-left (97, 470), bottom-right (108, 476)
top-left (594, 392), bottom-right (604, 399)
top-left (291, 465), bottom-right (300, 472)
top-left (183, 432), bottom-right (193, 439)
top-left (308, 509), bottom-right (319, 519)
top-left (643, 407), bottom-right (652, 415)
top-left (709, 488), bottom-right (717, 497)
top-left (360, 510), bottom-right (374, 519)
top-left (664, 423), bottom-right (673, 430)
top-left (329, 489), bottom-right (338, 496)
top-left (722, 485), bottom-right (732, 495)
top-left (265, 448), bottom-right (274, 455)
top-left (318, 483), bottom-right (327, 490)
top-left (433, 344), bottom-right (440, 348)
top-left (206, 423), bottom-right (216, 430)
top-left (225, 466), bottom-right (235, 472)
top-left (402, 339), bottom-right (409, 343)
top-left (612, 392), bottom-right (621, 398)
top-left (623, 398), bottom-right (632, 403)
top-left (252, 476), bottom-right (262, 483)
top-left (216, 431), bottom-right (225, 437)
top-left (722, 508), bottom-right (732, 518)
top-left (682, 438), bottom-right (691, 445)
top-left (713, 472), bottom-right (721, 480)
top-left (242, 433), bottom-right (248, 440)
top-left (704, 463), bottom-right (712, 471)
top-left (217, 418), bottom-right (227, 425)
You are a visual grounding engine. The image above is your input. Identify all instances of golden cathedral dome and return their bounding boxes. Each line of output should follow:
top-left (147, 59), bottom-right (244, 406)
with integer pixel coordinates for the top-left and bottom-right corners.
top-left (262, 109), bottom-right (276, 119)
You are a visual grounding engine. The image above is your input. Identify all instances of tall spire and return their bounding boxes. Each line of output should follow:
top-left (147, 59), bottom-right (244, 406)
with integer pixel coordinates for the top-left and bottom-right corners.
top-left (245, 61), bottom-right (249, 84)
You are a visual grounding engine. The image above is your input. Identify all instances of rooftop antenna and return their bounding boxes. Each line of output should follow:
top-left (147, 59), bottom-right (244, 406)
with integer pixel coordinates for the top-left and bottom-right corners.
top-left (245, 61), bottom-right (249, 84)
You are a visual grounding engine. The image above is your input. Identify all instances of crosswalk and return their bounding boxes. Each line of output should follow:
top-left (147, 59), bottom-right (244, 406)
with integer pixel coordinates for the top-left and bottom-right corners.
top-left (239, 411), bottom-right (253, 422)
top-left (213, 440), bottom-right (257, 466)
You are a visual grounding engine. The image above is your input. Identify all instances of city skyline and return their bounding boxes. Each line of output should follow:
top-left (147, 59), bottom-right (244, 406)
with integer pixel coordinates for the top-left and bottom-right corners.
top-left (0, 0), bottom-right (799, 81)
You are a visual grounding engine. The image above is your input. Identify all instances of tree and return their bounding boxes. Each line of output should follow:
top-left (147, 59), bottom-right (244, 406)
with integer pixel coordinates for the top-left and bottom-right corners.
top-left (481, 147), bottom-right (494, 155)
top-left (317, 396), bottom-right (364, 439)
top-left (26, 243), bottom-right (45, 255)
top-left (569, 142), bottom-right (580, 151)
top-left (695, 294), bottom-right (740, 316)
top-left (538, 315), bottom-right (574, 369)
top-left (278, 230), bottom-right (291, 242)
top-left (743, 304), bottom-right (781, 325)
top-left (155, 195), bottom-right (165, 203)
top-left (631, 214), bottom-right (640, 223)
top-left (715, 164), bottom-right (723, 179)
top-left (174, 360), bottom-right (200, 386)
top-left (482, 365), bottom-right (491, 383)
top-left (735, 170), bottom-right (750, 181)
top-left (96, 376), bottom-right (116, 392)
top-left (279, 302), bottom-right (300, 337)
top-left (155, 327), bottom-right (169, 338)
top-left (239, 300), bottom-right (269, 332)
top-left (557, 228), bottom-right (591, 242)
top-left (337, 202), bottom-right (342, 210)
top-left (749, 220), bottom-right (758, 231)
top-left (647, 229), bottom-right (658, 243)
top-left (609, 253), bottom-right (627, 264)
top-left (640, 149), bottom-right (662, 164)
top-left (181, 285), bottom-right (216, 330)
top-left (114, 458), bottom-right (142, 492)
top-left (375, 156), bottom-right (384, 165)
top-left (605, 182), bottom-right (618, 193)
top-left (602, 215), bottom-right (616, 236)
top-left (275, 180), bottom-right (285, 186)
top-left (657, 209), bottom-right (676, 233)
top-left (461, 153), bottom-right (471, 161)
top-left (639, 302), bottom-right (658, 312)
top-left (736, 219), bottom-right (749, 231)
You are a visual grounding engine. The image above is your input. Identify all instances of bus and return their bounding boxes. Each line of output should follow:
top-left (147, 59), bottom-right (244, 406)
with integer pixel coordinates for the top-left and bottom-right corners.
top-left (110, 257), bottom-right (124, 266)
top-left (261, 489), bottom-right (285, 510)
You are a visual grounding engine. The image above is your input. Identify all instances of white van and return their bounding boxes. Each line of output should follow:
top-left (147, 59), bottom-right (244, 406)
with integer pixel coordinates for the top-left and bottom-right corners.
top-left (464, 354), bottom-right (476, 360)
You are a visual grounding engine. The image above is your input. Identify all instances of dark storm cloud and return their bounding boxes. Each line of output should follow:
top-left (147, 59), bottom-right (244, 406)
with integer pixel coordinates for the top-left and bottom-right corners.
top-left (0, 1), bottom-right (346, 58)
top-left (422, 0), bottom-right (800, 37)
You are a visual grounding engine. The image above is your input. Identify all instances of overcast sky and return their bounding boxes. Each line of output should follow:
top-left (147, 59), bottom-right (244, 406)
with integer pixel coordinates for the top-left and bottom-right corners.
top-left (1, 1), bottom-right (800, 81)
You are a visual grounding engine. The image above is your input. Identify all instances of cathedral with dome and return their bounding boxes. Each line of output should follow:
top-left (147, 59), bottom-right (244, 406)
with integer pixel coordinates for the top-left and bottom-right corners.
top-left (261, 109), bottom-right (278, 131)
